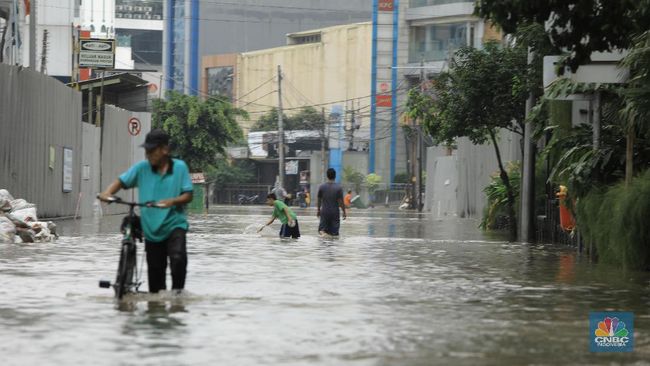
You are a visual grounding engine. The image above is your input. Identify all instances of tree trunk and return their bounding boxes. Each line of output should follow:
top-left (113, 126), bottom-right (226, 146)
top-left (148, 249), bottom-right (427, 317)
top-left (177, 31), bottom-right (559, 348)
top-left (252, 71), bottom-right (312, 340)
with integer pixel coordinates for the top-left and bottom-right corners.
top-left (489, 129), bottom-right (517, 241)
top-left (625, 125), bottom-right (635, 185)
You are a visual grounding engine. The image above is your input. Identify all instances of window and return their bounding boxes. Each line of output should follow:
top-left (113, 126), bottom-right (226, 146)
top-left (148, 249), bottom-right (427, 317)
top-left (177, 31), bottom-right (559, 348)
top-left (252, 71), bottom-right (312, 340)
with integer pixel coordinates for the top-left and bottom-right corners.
top-left (410, 0), bottom-right (468, 7)
top-left (207, 66), bottom-right (234, 101)
top-left (409, 23), bottom-right (468, 62)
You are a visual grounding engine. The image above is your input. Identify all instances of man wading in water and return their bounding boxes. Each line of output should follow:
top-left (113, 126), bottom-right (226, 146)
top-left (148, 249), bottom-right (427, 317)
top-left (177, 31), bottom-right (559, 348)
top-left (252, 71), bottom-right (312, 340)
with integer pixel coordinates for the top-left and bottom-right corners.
top-left (99, 129), bottom-right (193, 294)
top-left (317, 168), bottom-right (347, 237)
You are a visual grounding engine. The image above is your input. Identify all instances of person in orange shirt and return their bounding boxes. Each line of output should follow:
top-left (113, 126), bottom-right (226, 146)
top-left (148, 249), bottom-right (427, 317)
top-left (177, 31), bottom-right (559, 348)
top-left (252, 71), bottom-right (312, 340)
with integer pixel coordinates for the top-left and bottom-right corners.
top-left (344, 190), bottom-right (353, 208)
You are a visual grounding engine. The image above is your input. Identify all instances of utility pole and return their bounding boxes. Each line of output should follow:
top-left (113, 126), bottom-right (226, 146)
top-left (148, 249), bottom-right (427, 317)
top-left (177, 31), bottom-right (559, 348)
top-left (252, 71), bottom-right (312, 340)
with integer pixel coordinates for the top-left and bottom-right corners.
top-left (349, 108), bottom-right (355, 151)
top-left (277, 65), bottom-right (285, 189)
top-left (321, 107), bottom-right (327, 182)
top-left (29, 0), bottom-right (36, 69)
top-left (417, 60), bottom-right (425, 212)
top-left (520, 49), bottom-right (536, 242)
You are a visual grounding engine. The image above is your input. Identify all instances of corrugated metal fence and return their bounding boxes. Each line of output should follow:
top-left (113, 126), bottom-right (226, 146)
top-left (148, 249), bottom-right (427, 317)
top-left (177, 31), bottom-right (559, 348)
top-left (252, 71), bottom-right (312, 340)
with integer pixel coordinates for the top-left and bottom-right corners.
top-left (0, 64), bottom-right (82, 218)
top-left (0, 64), bottom-right (152, 219)
top-left (424, 129), bottom-right (522, 219)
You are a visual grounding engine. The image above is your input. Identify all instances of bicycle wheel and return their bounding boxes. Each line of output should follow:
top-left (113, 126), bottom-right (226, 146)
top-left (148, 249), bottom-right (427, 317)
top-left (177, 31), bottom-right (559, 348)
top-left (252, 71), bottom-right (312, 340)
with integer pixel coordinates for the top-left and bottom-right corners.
top-left (114, 241), bottom-right (136, 299)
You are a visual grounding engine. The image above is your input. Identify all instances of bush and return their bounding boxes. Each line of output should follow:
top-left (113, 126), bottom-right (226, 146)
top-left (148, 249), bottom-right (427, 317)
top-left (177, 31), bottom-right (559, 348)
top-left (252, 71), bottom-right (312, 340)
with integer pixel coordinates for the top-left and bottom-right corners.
top-left (343, 166), bottom-right (365, 193)
top-left (576, 169), bottom-right (650, 270)
top-left (480, 162), bottom-right (521, 230)
top-left (393, 172), bottom-right (410, 184)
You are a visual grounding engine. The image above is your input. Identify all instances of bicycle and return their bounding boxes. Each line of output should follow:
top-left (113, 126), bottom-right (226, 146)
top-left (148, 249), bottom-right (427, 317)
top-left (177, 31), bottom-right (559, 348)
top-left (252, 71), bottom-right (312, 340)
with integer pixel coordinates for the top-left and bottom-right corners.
top-left (97, 195), bottom-right (162, 299)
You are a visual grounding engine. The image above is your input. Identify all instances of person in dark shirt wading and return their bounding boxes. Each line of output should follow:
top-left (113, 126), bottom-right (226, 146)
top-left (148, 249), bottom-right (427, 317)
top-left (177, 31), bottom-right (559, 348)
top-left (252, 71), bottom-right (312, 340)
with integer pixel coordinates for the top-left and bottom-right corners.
top-left (317, 168), bottom-right (347, 237)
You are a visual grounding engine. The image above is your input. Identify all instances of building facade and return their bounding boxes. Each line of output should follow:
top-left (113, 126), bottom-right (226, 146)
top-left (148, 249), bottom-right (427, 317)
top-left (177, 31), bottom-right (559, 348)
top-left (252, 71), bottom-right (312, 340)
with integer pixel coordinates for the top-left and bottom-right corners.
top-left (202, 22), bottom-right (372, 142)
top-left (166, 0), bottom-right (372, 97)
top-left (369, 0), bottom-right (500, 184)
top-left (163, 0), bottom-right (198, 94)
top-left (202, 22), bottom-right (372, 191)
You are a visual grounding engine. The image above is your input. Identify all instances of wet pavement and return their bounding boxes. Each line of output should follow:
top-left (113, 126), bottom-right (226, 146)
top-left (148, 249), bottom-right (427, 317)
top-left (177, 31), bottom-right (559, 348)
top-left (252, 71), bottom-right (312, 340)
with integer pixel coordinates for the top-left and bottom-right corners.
top-left (1, 205), bottom-right (649, 365)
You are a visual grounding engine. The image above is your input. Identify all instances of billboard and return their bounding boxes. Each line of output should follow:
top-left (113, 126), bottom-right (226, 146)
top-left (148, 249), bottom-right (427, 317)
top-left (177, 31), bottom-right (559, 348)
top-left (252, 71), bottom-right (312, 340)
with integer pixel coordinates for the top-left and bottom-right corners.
top-left (79, 39), bottom-right (116, 69)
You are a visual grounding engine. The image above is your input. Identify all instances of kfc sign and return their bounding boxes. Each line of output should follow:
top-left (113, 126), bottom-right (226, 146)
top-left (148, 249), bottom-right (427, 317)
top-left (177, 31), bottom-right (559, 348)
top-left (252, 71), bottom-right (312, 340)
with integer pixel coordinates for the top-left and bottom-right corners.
top-left (379, 0), bottom-right (394, 12)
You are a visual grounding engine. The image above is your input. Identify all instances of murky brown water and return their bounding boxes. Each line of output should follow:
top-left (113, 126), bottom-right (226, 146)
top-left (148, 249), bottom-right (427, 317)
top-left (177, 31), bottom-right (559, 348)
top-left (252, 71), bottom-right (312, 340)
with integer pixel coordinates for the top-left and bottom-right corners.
top-left (1, 206), bottom-right (649, 365)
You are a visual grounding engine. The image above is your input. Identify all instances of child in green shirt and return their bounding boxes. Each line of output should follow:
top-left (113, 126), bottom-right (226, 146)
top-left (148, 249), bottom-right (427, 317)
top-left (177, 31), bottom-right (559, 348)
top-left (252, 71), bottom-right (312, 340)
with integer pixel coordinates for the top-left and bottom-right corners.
top-left (258, 193), bottom-right (300, 238)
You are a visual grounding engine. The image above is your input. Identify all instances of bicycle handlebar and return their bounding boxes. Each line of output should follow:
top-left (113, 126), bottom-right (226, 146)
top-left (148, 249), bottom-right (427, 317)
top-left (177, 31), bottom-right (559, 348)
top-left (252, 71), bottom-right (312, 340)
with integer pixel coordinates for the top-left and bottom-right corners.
top-left (96, 195), bottom-right (165, 208)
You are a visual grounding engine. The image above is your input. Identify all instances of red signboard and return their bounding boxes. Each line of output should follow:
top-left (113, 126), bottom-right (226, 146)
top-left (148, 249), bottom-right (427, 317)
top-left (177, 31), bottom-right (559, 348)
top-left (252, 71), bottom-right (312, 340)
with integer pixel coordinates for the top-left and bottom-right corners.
top-left (376, 95), bottom-right (392, 107)
top-left (379, 0), bottom-right (394, 11)
top-left (378, 0), bottom-right (394, 11)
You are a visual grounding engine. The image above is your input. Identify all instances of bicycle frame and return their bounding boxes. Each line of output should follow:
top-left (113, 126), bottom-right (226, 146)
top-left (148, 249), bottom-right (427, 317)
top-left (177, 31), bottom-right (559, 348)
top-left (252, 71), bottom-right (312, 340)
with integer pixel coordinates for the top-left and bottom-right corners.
top-left (98, 196), bottom-right (159, 299)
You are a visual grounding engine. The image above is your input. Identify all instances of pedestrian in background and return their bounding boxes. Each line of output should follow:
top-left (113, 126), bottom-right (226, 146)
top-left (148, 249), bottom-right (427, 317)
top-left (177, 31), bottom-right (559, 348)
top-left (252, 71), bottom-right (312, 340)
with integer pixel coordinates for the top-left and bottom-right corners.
top-left (259, 193), bottom-right (300, 238)
top-left (344, 190), bottom-right (353, 208)
top-left (317, 168), bottom-right (347, 237)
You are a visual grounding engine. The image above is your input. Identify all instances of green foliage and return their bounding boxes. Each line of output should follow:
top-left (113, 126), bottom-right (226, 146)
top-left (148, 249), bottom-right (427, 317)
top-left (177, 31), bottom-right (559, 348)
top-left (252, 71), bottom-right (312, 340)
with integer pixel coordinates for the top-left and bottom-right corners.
top-left (542, 92), bottom-right (650, 199)
top-left (153, 91), bottom-right (247, 172)
top-left (365, 173), bottom-right (382, 194)
top-left (481, 162), bottom-right (521, 230)
top-left (406, 42), bottom-right (527, 240)
top-left (576, 170), bottom-right (650, 270)
top-left (343, 166), bottom-right (365, 193)
top-left (393, 172), bottom-right (410, 184)
top-left (250, 107), bottom-right (326, 132)
top-left (475, 0), bottom-right (650, 72)
top-left (204, 159), bottom-right (255, 189)
top-left (620, 31), bottom-right (650, 137)
top-left (407, 42), bottom-right (528, 145)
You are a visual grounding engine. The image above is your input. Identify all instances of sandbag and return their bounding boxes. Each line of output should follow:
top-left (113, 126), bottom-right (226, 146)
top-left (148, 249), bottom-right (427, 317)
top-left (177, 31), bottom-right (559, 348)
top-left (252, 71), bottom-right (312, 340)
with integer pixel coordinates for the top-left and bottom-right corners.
top-left (0, 216), bottom-right (16, 243)
top-left (30, 221), bottom-right (56, 242)
top-left (11, 207), bottom-right (38, 223)
top-left (0, 189), bottom-right (13, 202)
top-left (0, 198), bottom-right (11, 212)
top-left (16, 228), bottom-right (35, 243)
top-left (10, 199), bottom-right (36, 212)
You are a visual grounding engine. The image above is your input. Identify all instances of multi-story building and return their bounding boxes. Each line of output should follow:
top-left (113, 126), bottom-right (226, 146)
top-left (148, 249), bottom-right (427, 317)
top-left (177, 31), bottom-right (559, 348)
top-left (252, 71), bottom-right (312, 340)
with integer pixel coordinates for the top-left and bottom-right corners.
top-left (369, 0), bottom-right (500, 184)
top-left (0, 0), bottom-right (81, 81)
top-left (162, 0), bottom-right (198, 94)
top-left (166, 0), bottom-right (372, 97)
top-left (115, 0), bottom-right (163, 70)
top-left (202, 22), bottom-right (372, 190)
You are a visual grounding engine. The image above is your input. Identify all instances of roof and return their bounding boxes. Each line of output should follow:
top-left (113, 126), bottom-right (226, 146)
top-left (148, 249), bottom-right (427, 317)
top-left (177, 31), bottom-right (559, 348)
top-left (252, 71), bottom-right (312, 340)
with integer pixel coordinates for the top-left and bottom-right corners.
top-left (67, 72), bottom-right (149, 93)
top-left (286, 21), bottom-right (371, 38)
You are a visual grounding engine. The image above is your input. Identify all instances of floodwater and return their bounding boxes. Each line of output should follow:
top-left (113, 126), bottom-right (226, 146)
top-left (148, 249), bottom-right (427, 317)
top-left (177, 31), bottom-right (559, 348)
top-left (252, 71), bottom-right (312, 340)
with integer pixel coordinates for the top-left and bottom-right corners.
top-left (1, 206), bottom-right (649, 366)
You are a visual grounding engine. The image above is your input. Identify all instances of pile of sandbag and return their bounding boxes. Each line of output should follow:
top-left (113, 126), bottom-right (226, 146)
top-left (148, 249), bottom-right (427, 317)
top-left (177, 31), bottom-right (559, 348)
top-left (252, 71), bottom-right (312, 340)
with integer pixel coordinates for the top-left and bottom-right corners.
top-left (0, 189), bottom-right (57, 243)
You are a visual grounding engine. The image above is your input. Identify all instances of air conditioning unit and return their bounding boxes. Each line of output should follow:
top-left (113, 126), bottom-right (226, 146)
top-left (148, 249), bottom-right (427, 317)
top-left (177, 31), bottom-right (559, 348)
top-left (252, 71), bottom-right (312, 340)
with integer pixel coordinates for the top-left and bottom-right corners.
top-left (125, 5), bottom-right (132, 11)
top-left (123, 13), bottom-right (132, 18)
top-left (134, 14), bottom-right (142, 19)
top-left (116, 5), bottom-right (124, 11)
top-left (116, 12), bottom-right (123, 18)
top-left (134, 6), bottom-right (142, 12)
top-left (145, 7), bottom-right (153, 12)
top-left (153, 15), bottom-right (161, 20)
top-left (144, 14), bottom-right (152, 19)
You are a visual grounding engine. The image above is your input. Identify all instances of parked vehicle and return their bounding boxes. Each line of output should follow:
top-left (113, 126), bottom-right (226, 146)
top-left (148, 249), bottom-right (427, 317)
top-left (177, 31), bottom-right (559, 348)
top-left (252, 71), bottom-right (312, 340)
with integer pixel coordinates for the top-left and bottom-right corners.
top-left (237, 194), bottom-right (260, 205)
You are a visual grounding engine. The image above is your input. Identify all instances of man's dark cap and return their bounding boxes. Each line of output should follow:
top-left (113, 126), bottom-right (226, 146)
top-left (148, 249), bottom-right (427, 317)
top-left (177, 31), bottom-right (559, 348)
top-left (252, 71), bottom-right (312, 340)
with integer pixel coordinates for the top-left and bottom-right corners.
top-left (141, 129), bottom-right (170, 150)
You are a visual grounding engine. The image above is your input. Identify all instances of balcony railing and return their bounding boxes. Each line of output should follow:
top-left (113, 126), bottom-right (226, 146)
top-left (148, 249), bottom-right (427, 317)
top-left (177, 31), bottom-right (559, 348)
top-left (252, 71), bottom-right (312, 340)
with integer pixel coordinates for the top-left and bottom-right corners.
top-left (410, 0), bottom-right (468, 7)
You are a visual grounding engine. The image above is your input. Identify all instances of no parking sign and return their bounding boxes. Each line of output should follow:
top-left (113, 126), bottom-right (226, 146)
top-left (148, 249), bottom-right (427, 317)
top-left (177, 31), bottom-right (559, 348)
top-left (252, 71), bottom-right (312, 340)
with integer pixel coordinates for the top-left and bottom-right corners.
top-left (128, 117), bottom-right (141, 136)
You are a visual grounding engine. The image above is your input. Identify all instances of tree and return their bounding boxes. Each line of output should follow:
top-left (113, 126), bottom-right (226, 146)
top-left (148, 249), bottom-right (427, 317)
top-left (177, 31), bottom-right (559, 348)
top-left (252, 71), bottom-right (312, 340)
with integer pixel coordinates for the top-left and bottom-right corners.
top-left (153, 91), bottom-right (247, 172)
top-left (205, 159), bottom-right (256, 189)
top-left (250, 107), bottom-right (326, 132)
top-left (343, 166), bottom-right (364, 193)
top-left (475, 0), bottom-right (650, 72)
top-left (407, 42), bottom-right (528, 240)
top-left (620, 31), bottom-right (650, 184)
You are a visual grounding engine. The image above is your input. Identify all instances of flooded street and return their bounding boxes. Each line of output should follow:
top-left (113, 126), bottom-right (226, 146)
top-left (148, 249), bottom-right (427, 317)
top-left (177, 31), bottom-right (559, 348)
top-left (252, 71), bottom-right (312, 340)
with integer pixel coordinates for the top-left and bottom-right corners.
top-left (1, 206), bottom-right (649, 365)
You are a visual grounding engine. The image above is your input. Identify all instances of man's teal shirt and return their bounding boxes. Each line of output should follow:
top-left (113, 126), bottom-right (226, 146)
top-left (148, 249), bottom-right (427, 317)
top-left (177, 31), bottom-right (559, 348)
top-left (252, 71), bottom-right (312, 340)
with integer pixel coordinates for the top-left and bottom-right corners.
top-left (119, 158), bottom-right (193, 242)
